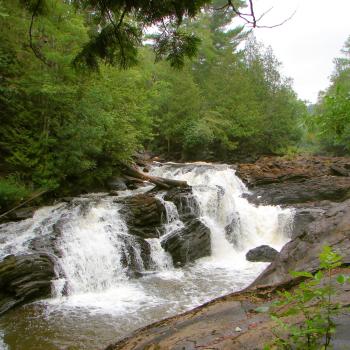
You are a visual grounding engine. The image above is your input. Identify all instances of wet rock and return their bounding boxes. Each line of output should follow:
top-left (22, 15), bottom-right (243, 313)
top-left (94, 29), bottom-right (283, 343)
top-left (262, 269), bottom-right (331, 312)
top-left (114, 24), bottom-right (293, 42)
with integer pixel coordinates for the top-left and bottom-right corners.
top-left (119, 235), bottom-right (152, 274)
top-left (119, 194), bottom-right (165, 239)
top-left (0, 253), bottom-right (55, 315)
top-left (252, 199), bottom-right (350, 287)
top-left (237, 156), bottom-right (350, 187)
top-left (107, 177), bottom-right (128, 191)
top-left (7, 207), bottom-right (37, 221)
top-left (245, 176), bottom-right (350, 205)
top-left (161, 219), bottom-right (211, 266)
top-left (164, 187), bottom-right (200, 219)
top-left (160, 187), bottom-right (212, 265)
top-left (224, 215), bottom-right (241, 247)
top-left (246, 245), bottom-right (278, 262)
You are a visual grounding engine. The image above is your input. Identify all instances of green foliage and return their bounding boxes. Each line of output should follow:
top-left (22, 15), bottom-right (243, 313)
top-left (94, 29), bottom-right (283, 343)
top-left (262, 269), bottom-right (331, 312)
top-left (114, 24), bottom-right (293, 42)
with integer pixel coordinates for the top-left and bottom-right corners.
top-left (265, 246), bottom-right (350, 350)
top-left (309, 35), bottom-right (350, 155)
top-left (0, 0), bottom-right (306, 207)
top-left (0, 0), bottom-right (153, 199)
top-left (149, 18), bottom-right (305, 160)
top-left (0, 177), bottom-right (30, 211)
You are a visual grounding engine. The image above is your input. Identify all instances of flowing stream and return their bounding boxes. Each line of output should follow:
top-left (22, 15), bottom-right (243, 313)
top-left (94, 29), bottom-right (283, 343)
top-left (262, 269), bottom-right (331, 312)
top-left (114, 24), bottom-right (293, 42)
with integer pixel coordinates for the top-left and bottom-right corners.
top-left (0, 163), bottom-right (294, 350)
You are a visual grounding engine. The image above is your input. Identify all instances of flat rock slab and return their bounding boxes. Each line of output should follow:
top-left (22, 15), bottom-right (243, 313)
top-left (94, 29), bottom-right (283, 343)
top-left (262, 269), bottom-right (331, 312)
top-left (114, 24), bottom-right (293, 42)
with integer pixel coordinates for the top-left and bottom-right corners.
top-left (106, 271), bottom-right (350, 350)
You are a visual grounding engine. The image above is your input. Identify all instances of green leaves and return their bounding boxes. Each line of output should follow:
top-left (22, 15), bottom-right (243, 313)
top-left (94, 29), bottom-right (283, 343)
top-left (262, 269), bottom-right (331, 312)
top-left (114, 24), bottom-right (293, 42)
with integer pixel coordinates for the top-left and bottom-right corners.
top-left (311, 34), bottom-right (350, 155)
top-left (154, 31), bottom-right (201, 69)
top-left (319, 245), bottom-right (343, 269)
top-left (267, 246), bottom-right (347, 349)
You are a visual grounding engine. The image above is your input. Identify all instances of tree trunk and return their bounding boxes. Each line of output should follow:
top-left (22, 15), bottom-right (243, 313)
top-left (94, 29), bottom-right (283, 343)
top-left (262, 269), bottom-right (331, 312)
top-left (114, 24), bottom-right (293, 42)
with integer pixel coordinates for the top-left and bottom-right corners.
top-left (121, 164), bottom-right (188, 189)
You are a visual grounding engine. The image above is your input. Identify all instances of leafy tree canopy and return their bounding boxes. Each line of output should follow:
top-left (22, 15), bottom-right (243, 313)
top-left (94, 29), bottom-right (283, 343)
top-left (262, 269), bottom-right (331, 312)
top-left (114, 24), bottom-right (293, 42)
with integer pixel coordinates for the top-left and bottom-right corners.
top-left (21, 0), bottom-right (249, 69)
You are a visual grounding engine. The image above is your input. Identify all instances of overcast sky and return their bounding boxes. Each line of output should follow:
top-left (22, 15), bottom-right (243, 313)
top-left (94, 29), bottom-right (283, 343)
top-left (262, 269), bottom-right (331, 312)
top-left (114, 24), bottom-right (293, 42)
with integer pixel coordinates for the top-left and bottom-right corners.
top-left (246, 0), bottom-right (350, 103)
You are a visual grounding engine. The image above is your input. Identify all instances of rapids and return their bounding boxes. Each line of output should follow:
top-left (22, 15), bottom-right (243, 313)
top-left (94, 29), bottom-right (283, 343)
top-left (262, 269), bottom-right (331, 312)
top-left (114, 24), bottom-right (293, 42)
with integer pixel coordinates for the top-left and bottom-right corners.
top-left (0, 163), bottom-right (294, 350)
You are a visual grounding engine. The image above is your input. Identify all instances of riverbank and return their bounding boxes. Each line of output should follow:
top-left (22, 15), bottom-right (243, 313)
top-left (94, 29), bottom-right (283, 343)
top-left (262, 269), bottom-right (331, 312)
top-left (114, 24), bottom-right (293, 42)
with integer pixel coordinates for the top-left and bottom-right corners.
top-left (1, 156), bottom-right (350, 349)
top-left (106, 268), bottom-right (350, 350)
top-left (105, 155), bottom-right (350, 350)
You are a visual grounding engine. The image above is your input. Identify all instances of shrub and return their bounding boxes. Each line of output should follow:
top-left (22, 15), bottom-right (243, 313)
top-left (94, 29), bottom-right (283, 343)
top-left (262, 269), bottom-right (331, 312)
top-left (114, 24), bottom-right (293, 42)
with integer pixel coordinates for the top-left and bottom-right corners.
top-left (264, 246), bottom-right (350, 350)
top-left (0, 177), bottom-right (30, 212)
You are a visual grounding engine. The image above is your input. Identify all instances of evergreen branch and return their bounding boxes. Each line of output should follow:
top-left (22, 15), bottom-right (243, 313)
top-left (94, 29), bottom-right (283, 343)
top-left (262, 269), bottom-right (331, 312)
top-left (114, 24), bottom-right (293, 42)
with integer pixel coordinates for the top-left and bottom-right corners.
top-left (28, 0), bottom-right (52, 67)
top-left (102, 0), bottom-right (128, 68)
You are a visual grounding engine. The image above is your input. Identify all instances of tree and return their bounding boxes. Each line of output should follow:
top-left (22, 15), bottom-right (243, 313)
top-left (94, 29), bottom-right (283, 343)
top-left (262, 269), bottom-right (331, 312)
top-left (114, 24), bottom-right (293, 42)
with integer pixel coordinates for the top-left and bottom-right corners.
top-left (312, 35), bottom-right (350, 155)
top-left (21, 0), bottom-right (288, 70)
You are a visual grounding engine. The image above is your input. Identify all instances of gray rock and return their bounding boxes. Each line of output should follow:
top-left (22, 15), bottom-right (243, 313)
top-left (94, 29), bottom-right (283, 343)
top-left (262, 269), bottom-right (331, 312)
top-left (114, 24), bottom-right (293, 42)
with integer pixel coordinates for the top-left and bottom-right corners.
top-left (118, 194), bottom-right (165, 239)
top-left (246, 245), bottom-right (278, 262)
top-left (251, 199), bottom-right (350, 287)
top-left (245, 176), bottom-right (350, 206)
top-left (161, 219), bottom-right (211, 266)
top-left (0, 253), bottom-right (55, 315)
top-left (8, 207), bottom-right (37, 221)
top-left (107, 177), bottom-right (128, 191)
top-left (118, 235), bottom-right (152, 277)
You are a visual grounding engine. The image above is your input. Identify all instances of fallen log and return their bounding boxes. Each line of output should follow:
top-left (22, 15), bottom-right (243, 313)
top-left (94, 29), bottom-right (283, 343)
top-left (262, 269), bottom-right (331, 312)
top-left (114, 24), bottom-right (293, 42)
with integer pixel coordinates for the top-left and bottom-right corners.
top-left (122, 164), bottom-right (188, 189)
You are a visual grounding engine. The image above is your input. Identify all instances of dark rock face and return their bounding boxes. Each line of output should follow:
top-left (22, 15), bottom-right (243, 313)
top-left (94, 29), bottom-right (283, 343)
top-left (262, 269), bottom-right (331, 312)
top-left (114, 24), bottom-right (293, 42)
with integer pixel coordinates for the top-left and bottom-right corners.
top-left (235, 156), bottom-right (350, 287)
top-left (7, 207), bottom-right (37, 221)
top-left (161, 187), bottom-right (211, 266)
top-left (0, 254), bottom-right (55, 315)
top-left (118, 194), bottom-right (165, 239)
top-left (107, 177), bottom-right (128, 191)
top-left (164, 187), bottom-right (200, 219)
top-left (161, 219), bottom-right (211, 266)
top-left (237, 156), bottom-right (350, 187)
top-left (245, 176), bottom-right (350, 206)
top-left (246, 245), bottom-right (278, 262)
top-left (252, 199), bottom-right (350, 287)
top-left (119, 235), bottom-right (152, 276)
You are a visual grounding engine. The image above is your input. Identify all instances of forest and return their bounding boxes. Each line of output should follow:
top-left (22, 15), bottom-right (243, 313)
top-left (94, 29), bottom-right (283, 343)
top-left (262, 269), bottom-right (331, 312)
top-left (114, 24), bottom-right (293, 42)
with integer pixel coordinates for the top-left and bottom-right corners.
top-left (0, 0), bottom-right (349, 211)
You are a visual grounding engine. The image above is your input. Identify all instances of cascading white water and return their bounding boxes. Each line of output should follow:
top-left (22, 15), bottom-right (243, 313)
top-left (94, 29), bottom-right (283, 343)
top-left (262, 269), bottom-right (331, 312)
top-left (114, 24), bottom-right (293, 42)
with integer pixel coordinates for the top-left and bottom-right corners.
top-left (0, 162), bottom-right (295, 350)
top-left (155, 192), bottom-right (184, 237)
top-left (151, 163), bottom-right (294, 264)
top-left (147, 238), bottom-right (173, 271)
top-left (53, 200), bottom-right (129, 295)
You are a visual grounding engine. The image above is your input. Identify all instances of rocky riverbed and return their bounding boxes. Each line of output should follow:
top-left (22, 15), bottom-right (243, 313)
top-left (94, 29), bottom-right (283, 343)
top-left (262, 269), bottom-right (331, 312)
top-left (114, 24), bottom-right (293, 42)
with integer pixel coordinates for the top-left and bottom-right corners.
top-left (105, 156), bottom-right (350, 349)
top-left (1, 156), bottom-right (350, 350)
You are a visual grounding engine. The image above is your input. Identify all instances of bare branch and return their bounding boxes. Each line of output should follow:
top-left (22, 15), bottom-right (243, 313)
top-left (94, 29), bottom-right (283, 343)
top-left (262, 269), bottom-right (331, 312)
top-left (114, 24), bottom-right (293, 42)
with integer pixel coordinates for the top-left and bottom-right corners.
top-left (256, 7), bottom-right (274, 23)
top-left (248, 0), bottom-right (256, 27)
top-left (255, 10), bottom-right (296, 29)
top-left (222, 1), bottom-right (296, 30)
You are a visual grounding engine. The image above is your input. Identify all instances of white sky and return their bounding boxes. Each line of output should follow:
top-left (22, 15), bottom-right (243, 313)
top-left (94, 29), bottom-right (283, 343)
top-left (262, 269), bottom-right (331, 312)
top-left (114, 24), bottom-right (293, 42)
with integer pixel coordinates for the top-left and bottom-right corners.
top-left (247, 0), bottom-right (350, 103)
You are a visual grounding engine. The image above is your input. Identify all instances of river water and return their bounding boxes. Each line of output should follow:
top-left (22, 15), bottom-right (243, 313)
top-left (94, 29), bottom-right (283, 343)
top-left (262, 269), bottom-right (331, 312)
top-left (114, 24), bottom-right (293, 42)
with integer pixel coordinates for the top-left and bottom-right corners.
top-left (0, 163), bottom-right (294, 350)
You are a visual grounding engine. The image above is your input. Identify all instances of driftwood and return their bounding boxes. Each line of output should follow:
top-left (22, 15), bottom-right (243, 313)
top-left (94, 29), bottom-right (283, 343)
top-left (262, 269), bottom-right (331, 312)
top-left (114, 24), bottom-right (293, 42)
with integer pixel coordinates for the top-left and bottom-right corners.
top-left (122, 165), bottom-right (188, 189)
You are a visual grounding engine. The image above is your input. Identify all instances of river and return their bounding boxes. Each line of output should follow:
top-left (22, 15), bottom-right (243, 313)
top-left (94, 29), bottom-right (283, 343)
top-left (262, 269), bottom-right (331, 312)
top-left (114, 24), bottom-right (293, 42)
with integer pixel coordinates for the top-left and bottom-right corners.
top-left (0, 163), bottom-right (294, 350)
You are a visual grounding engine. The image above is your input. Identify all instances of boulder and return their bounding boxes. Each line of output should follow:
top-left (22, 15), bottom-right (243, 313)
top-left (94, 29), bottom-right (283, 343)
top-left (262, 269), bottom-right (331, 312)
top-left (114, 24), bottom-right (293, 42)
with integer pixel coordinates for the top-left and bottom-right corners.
top-left (118, 194), bottom-right (165, 239)
top-left (246, 245), bottom-right (278, 262)
top-left (245, 176), bottom-right (350, 205)
top-left (0, 253), bottom-right (55, 315)
top-left (7, 207), bottom-right (37, 221)
top-left (224, 215), bottom-right (241, 248)
top-left (164, 187), bottom-right (200, 219)
top-left (251, 199), bottom-right (350, 287)
top-left (119, 235), bottom-right (152, 276)
top-left (236, 156), bottom-right (350, 187)
top-left (161, 219), bottom-right (211, 266)
top-left (107, 177), bottom-right (128, 191)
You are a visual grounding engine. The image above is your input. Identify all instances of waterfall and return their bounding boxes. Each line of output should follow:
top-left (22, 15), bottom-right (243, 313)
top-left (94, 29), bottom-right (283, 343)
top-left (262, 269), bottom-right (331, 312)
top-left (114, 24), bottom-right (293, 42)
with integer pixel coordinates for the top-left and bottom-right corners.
top-left (150, 163), bottom-right (294, 261)
top-left (155, 192), bottom-right (184, 237)
top-left (53, 200), bottom-right (129, 295)
top-left (0, 162), bottom-right (295, 350)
